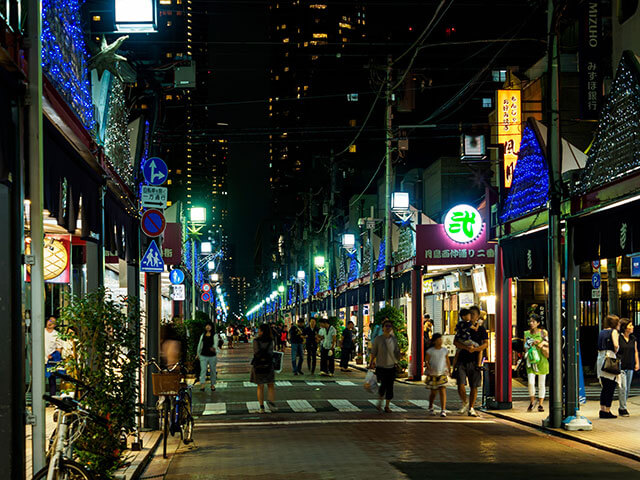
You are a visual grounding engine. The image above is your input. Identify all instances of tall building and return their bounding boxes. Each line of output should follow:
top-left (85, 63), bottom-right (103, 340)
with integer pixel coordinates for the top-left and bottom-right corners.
top-left (229, 276), bottom-right (248, 317)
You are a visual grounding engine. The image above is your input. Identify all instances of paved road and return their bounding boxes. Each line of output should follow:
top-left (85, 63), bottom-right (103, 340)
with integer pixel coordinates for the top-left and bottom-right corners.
top-left (142, 342), bottom-right (640, 479)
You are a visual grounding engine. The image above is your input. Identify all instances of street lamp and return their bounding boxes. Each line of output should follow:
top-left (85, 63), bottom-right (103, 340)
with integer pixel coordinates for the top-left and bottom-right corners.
top-left (201, 241), bottom-right (212, 254)
top-left (207, 261), bottom-right (216, 270)
top-left (314, 255), bottom-right (325, 268)
top-left (188, 207), bottom-right (206, 322)
top-left (297, 270), bottom-right (305, 281)
top-left (189, 207), bottom-right (206, 223)
top-left (210, 272), bottom-right (219, 282)
top-left (278, 285), bottom-right (285, 293)
top-left (391, 191), bottom-right (412, 223)
top-left (341, 233), bottom-right (356, 251)
top-left (115, 0), bottom-right (158, 33)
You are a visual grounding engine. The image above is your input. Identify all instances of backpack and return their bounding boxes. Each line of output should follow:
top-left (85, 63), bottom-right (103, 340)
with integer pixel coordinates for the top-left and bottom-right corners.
top-left (252, 341), bottom-right (273, 374)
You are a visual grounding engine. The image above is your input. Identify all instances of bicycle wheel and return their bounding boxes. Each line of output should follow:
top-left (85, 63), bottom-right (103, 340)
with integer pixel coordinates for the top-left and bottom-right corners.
top-left (162, 402), bottom-right (169, 459)
top-left (179, 393), bottom-right (194, 444)
top-left (33, 458), bottom-right (95, 480)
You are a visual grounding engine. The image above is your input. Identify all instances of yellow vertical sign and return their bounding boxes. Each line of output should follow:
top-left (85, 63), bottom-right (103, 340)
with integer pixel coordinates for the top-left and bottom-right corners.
top-left (497, 89), bottom-right (522, 188)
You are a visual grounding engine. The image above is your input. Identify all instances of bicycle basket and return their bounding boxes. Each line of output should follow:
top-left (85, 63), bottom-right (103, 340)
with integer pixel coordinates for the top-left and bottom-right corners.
top-left (152, 372), bottom-right (182, 396)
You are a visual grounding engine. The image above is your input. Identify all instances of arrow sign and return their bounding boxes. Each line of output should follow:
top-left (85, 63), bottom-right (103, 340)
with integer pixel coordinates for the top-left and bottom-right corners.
top-left (201, 292), bottom-right (211, 302)
top-left (141, 209), bottom-right (166, 238)
top-left (142, 157), bottom-right (168, 186)
top-left (141, 185), bottom-right (168, 209)
top-left (169, 269), bottom-right (185, 285)
top-left (201, 283), bottom-right (211, 293)
top-left (141, 240), bottom-right (165, 273)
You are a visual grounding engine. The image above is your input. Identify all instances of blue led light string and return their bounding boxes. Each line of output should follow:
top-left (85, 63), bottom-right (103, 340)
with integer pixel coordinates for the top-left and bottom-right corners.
top-left (376, 240), bottom-right (385, 273)
top-left (500, 123), bottom-right (549, 222)
top-left (347, 251), bottom-right (359, 282)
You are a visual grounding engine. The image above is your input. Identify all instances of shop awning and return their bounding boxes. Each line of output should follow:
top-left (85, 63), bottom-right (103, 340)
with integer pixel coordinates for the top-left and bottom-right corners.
top-left (346, 288), bottom-right (358, 307)
top-left (336, 292), bottom-right (346, 309)
top-left (501, 229), bottom-right (548, 278)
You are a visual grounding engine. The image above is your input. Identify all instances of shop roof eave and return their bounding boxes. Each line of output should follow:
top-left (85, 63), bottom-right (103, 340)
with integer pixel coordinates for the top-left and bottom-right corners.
top-left (569, 171), bottom-right (640, 219)
top-left (498, 208), bottom-right (548, 238)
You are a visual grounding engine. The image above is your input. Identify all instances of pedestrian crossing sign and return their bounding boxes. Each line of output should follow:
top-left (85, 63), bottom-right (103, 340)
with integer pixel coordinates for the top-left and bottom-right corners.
top-left (141, 240), bottom-right (165, 273)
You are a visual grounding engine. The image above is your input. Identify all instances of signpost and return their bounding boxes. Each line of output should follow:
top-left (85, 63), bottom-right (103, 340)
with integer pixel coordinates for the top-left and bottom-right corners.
top-left (169, 269), bottom-right (185, 285)
top-left (142, 157), bottom-right (168, 186)
top-left (140, 241), bottom-right (165, 273)
top-left (141, 209), bottom-right (166, 238)
top-left (443, 204), bottom-right (484, 244)
top-left (141, 185), bottom-right (168, 209)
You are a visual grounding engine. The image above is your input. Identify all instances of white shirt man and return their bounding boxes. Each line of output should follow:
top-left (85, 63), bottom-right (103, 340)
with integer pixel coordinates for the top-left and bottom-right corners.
top-left (317, 321), bottom-right (337, 376)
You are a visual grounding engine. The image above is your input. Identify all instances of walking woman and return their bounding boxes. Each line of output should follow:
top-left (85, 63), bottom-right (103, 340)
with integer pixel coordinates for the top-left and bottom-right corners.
top-left (597, 315), bottom-right (621, 419)
top-left (369, 319), bottom-right (400, 413)
top-left (617, 318), bottom-right (639, 417)
top-left (197, 322), bottom-right (220, 391)
top-left (524, 314), bottom-right (549, 412)
top-left (251, 323), bottom-right (277, 413)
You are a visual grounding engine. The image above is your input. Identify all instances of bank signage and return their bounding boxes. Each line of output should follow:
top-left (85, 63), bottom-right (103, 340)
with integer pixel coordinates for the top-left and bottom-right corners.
top-left (416, 223), bottom-right (493, 266)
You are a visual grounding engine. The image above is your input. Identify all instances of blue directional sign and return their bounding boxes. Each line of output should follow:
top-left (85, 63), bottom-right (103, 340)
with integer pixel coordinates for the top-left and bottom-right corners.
top-left (142, 157), bottom-right (168, 186)
top-left (170, 269), bottom-right (185, 285)
top-left (141, 240), bottom-right (165, 273)
top-left (591, 272), bottom-right (601, 289)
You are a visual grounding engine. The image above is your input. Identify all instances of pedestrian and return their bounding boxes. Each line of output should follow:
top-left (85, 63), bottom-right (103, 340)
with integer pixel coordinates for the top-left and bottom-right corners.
top-left (251, 323), bottom-right (277, 413)
top-left (280, 325), bottom-right (289, 351)
top-left (616, 318), bottom-right (638, 417)
top-left (197, 322), bottom-right (220, 391)
top-left (318, 318), bottom-right (337, 376)
top-left (453, 305), bottom-right (487, 417)
top-left (423, 316), bottom-right (433, 357)
top-left (232, 325), bottom-right (240, 347)
top-left (340, 321), bottom-right (355, 372)
top-left (303, 317), bottom-right (319, 374)
top-left (524, 314), bottom-right (549, 412)
top-left (369, 319), bottom-right (400, 413)
top-left (425, 333), bottom-right (450, 417)
top-left (227, 325), bottom-right (235, 349)
top-left (597, 315), bottom-right (621, 419)
top-left (289, 318), bottom-right (305, 375)
top-left (44, 316), bottom-right (62, 396)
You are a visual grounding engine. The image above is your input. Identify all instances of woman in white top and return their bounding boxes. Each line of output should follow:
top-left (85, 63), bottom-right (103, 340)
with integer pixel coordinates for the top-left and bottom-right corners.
top-left (369, 319), bottom-right (400, 413)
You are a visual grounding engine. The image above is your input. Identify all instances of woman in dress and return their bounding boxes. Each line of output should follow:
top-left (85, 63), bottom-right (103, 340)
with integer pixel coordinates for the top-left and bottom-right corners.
top-left (251, 323), bottom-right (277, 413)
top-left (524, 314), bottom-right (549, 412)
top-left (597, 315), bottom-right (621, 419)
top-left (617, 318), bottom-right (639, 417)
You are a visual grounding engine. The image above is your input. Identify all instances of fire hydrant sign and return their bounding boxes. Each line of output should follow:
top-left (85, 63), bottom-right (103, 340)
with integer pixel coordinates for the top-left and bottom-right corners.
top-left (141, 185), bottom-right (168, 209)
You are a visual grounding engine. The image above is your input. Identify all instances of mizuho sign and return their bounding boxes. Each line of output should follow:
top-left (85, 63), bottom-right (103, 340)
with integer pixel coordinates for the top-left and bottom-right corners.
top-left (444, 204), bottom-right (483, 244)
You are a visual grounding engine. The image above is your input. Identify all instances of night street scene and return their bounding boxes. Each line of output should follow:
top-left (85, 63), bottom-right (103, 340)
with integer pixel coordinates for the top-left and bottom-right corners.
top-left (4, 0), bottom-right (640, 479)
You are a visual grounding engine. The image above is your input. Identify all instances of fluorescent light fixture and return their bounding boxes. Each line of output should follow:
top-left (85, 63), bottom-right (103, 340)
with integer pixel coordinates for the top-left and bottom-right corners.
top-left (115, 0), bottom-right (157, 33)
top-left (200, 241), bottom-right (212, 253)
top-left (272, 271), bottom-right (278, 279)
top-left (342, 233), bottom-right (355, 249)
top-left (190, 207), bottom-right (206, 223)
top-left (314, 255), bottom-right (325, 268)
top-left (207, 261), bottom-right (216, 270)
top-left (391, 192), bottom-right (410, 211)
top-left (210, 273), bottom-right (219, 282)
top-left (297, 270), bottom-right (306, 280)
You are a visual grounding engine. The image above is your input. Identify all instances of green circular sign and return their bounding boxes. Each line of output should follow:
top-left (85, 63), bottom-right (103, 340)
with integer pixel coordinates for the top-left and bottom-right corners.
top-left (444, 204), bottom-right (483, 244)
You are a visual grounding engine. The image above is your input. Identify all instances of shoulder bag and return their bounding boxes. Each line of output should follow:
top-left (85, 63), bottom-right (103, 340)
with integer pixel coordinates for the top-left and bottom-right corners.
top-left (602, 354), bottom-right (621, 375)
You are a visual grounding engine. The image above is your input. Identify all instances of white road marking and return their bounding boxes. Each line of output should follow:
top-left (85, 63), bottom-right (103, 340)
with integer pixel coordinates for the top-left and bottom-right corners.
top-left (198, 418), bottom-right (495, 427)
top-left (246, 401), bottom-right (270, 413)
top-left (202, 402), bottom-right (226, 415)
top-left (306, 381), bottom-right (324, 386)
top-left (276, 381), bottom-right (293, 386)
top-left (336, 381), bottom-right (356, 386)
top-left (215, 382), bottom-right (227, 389)
top-left (287, 399), bottom-right (315, 412)
top-left (328, 399), bottom-right (360, 412)
top-left (243, 381), bottom-right (254, 387)
top-left (368, 399), bottom-right (406, 412)
top-left (409, 400), bottom-right (432, 410)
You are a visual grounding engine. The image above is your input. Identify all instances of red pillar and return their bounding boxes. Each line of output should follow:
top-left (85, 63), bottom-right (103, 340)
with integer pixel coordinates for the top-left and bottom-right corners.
top-left (494, 245), bottom-right (512, 407)
top-left (409, 264), bottom-right (423, 381)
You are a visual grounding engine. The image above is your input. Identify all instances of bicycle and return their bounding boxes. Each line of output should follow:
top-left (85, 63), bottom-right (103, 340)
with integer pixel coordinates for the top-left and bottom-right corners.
top-left (33, 375), bottom-right (109, 480)
top-left (148, 359), bottom-right (194, 458)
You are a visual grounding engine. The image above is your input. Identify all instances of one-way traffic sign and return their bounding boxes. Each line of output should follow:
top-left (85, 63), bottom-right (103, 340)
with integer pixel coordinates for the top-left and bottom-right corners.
top-left (141, 185), bottom-right (168, 209)
top-left (141, 240), bottom-right (165, 273)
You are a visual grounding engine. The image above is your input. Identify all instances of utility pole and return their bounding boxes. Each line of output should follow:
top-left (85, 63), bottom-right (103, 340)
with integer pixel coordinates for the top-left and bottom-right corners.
top-left (546, 0), bottom-right (563, 429)
top-left (191, 239), bottom-right (196, 321)
top-left (329, 150), bottom-right (336, 317)
top-left (384, 56), bottom-right (394, 305)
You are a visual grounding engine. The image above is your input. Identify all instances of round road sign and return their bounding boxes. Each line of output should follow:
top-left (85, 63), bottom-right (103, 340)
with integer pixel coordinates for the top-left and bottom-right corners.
top-left (142, 157), bottom-right (168, 186)
top-left (201, 283), bottom-right (211, 293)
top-left (169, 269), bottom-right (185, 285)
top-left (141, 209), bottom-right (166, 238)
top-left (201, 292), bottom-right (211, 302)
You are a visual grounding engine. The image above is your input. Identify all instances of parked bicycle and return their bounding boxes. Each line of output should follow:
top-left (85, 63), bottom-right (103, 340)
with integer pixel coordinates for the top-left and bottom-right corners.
top-left (33, 374), bottom-right (109, 480)
top-left (148, 359), bottom-right (194, 458)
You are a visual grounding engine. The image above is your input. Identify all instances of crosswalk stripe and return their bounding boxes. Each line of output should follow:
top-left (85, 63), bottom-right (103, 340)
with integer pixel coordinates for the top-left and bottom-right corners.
top-left (287, 399), bottom-right (316, 412)
top-left (409, 400), bottom-right (432, 410)
top-left (246, 401), bottom-right (271, 413)
top-left (328, 399), bottom-right (360, 412)
top-left (203, 402), bottom-right (226, 415)
top-left (276, 381), bottom-right (292, 386)
top-left (243, 381), bottom-right (254, 387)
top-left (306, 381), bottom-right (325, 386)
top-left (216, 382), bottom-right (228, 389)
top-left (368, 399), bottom-right (406, 412)
top-left (336, 381), bottom-right (356, 386)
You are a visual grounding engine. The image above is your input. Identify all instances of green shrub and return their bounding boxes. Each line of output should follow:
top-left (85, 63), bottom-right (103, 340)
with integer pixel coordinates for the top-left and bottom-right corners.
top-left (59, 289), bottom-right (140, 477)
top-left (373, 306), bottom-right (408, 371)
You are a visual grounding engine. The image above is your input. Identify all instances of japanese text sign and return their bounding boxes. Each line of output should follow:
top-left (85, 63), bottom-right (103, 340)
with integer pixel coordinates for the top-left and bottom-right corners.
top-left (416, 224), bottom-right (493, 266)
top-left (497, 89), bottom-right (521, 189)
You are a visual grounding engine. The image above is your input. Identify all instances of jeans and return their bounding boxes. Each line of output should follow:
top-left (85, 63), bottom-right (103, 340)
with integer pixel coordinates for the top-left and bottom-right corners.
top-left (199, 355), bottom-right (218, 385)
top-left (48, 371), bottom-right (57, 396)
top-left (600, 377), bottom-right (616, 407)
top-left (618, 369), bottom-right (634, 410)
top-left (307, 345), bottom-right (317, 373)
top-left (320, 347), bottom-right (335, 374)
top-left (376, 366), bottom-right (396, 400)
top-left (340, 345), bottom-right (353, 369)
top-left (291, 343), bottom-right (304, 373)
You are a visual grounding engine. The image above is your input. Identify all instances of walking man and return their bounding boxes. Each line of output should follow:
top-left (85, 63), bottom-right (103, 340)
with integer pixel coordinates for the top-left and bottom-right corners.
top-left (454, 305), bottom-right (487, 416)
top-left (303, 317), bottom-right (319, 374)
top-left (289, 318), bottom-right (305, 375)
top-left (340, 321), bottom-right (355, 372)
top-left (318, 318), bottom-right (336, 376)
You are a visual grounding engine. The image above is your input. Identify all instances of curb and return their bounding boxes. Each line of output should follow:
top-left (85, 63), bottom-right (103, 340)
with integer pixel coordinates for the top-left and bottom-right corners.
top-left (116, 432), bottom-right (162, 480)
top-left (484, 410), bottom-right (640, 463)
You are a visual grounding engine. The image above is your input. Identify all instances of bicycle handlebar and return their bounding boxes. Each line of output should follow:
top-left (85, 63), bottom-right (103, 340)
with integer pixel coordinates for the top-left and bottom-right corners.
top-left (53, 372), bottom-right (93, 392)
top-left (43, 395), bottom-right (109, 426)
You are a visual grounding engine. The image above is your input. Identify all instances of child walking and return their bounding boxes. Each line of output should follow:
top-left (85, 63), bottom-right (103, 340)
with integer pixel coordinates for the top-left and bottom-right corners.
top-left (425, 333), bottom-right (451, 417)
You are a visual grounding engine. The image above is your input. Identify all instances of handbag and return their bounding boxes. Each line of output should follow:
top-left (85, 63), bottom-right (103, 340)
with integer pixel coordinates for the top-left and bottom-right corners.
top-left (602, 356), bottom-right (621, 375)
top-left (364, 370), bottom-right (377, 393)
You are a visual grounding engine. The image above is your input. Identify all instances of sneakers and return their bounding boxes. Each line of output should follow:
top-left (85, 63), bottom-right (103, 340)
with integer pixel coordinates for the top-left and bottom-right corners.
top-left (599, 411), bottom-right (617, 419)
top-left (329, 373), bottom-right (334, 377)
top-left (428, 407), bottom-right (436, 416)
top-left (468, 408), bottom-right (478, 417)
top-left (458, 405), bottom-right (469, 415)
top-left (619, 408), bottom-right (630, 417)
top-left (259, 405), bottom-right (265, 414)
top-left (440, 410), bottom-right (447, 417)
top-left (527, 402), bottom-right (534, 412)
top-left (298, 371), bottom-right (304, 375)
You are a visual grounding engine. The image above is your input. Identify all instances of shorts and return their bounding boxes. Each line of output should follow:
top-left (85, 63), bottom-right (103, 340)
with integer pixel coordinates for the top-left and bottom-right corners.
top-left (455, 362), bottom-right (482, 388)
top-left (426, 374), bottom-right (448, 390)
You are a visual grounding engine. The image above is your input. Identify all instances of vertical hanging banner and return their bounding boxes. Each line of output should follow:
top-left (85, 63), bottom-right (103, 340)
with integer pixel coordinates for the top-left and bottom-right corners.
top-left (497, 89), bottom-right (522, 189)
top-left (579, 0), bottom-right (602, 120)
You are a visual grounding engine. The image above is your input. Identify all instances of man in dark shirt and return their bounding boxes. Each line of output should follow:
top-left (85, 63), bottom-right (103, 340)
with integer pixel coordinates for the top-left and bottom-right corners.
top-left (453, 305), bottom-right (488, 417)
top-left (289, 318), bottom-right (305, 375)
top-left (302, 317), bottom-right (319, 374)
top-left (340, 321), bottom-right (355, 371)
